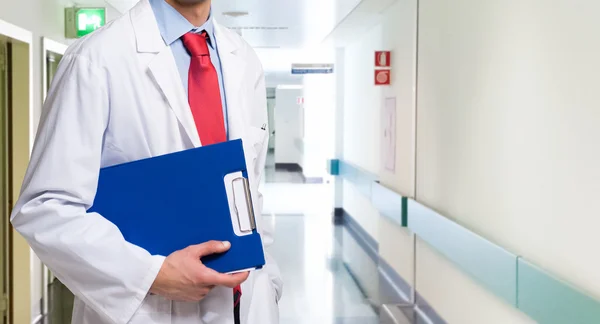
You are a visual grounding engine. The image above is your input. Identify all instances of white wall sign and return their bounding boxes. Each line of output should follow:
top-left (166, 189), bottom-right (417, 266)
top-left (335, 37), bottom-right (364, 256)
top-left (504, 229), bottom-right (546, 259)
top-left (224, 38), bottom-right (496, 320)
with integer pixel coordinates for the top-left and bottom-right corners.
top-left (291, 63), bottom-right (334, 74)
top-left (382, 97), bottom-right (397, 172)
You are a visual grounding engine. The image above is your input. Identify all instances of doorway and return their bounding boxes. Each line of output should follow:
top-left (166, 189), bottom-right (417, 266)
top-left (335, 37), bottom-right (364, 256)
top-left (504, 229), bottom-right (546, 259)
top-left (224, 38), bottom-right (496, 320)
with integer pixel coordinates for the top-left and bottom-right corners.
top-left (0, 19), bottom-right (34, 324)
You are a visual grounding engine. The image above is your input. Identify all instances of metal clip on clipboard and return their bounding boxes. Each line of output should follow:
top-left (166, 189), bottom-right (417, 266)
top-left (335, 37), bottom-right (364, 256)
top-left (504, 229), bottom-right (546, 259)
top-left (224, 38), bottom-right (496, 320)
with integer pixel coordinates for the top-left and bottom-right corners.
top-left (231, 177), bottom-right (256, 232)
top-left (223, 172), bottom-right (257, 236)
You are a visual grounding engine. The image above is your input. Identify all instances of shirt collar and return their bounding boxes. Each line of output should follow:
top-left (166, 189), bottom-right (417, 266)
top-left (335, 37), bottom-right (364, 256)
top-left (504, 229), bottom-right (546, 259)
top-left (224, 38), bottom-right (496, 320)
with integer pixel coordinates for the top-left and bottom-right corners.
top-left (149, 0), bottom-right (216, 49)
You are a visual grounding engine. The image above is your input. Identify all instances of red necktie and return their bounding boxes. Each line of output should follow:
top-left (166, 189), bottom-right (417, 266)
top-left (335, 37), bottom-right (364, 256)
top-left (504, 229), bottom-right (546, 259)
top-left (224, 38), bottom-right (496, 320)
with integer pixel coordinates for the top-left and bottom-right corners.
top-left (182, 32), bottom-right (242, 312)
top-left (182, 32), bottom-right (226, 145)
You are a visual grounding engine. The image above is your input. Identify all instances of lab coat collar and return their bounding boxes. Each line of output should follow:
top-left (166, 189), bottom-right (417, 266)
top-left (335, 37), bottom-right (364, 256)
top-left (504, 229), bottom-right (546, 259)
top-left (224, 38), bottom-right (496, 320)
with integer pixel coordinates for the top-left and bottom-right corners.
top-left (130, 0), bottom-right (247, 147)
top-left (131, 0), bottom-right (242, 54)
top-left (131, 0), bottom-right (164, 53)
top-left (213, 19), bottom-right (243, 54)
top-left (148, 0), bottom-right (217, 49)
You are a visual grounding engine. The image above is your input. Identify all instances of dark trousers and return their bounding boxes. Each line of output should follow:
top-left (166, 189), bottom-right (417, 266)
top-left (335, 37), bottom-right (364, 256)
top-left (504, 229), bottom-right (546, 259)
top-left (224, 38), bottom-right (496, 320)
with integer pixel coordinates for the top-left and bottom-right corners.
top-left (234, 296), bottom-right (241, 324)
top-left (234, 304), bottom-right (240, 324)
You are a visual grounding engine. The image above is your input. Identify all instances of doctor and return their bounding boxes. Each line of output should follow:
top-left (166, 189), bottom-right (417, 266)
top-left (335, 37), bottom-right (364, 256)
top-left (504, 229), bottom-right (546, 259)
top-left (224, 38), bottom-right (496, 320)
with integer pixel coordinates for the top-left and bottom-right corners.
top-left (10, 0), bottom-right (282, 323)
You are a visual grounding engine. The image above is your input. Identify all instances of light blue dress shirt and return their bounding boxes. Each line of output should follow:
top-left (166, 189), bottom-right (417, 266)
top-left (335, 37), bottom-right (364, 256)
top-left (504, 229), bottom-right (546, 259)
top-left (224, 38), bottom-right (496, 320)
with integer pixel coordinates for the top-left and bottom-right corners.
top-left (149, 0), bottom-right (228, 134)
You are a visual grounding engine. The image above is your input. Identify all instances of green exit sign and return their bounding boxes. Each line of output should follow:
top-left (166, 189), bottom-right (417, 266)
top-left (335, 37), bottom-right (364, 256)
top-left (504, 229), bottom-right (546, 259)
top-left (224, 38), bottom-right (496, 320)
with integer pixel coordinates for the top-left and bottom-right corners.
top-left (65, 7), bottom-right (106, 38)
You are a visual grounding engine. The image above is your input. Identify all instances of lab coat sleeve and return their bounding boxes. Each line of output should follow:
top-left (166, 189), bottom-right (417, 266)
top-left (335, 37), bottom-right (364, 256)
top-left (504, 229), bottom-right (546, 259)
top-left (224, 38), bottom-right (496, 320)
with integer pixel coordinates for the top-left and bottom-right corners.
top-left (10, 54), bottom-right (165, 324)
top-left (252, 66), bottom-right (283, 301)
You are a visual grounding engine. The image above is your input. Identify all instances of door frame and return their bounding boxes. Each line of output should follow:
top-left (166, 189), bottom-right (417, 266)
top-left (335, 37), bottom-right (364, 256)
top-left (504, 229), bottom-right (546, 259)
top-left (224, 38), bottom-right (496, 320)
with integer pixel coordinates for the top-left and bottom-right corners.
top-left (0, 18), bottom-right (34, 324)
top-left (40, 37), bottom-right (68, 321)
top-left (0, 19), bottom-right (33, 152)
top-left (41, 38), bottom-right (67, 101)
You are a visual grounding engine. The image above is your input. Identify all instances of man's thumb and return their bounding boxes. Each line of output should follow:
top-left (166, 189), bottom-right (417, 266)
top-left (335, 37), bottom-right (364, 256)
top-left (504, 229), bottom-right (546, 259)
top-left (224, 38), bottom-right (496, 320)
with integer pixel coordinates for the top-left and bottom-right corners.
top-left (192, 241), bottom-right (231, 258)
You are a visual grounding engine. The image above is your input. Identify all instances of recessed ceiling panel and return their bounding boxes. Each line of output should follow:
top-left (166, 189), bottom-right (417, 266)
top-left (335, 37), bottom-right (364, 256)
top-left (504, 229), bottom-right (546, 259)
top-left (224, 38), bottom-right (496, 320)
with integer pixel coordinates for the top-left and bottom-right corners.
top-left (103, 0), bottom-right (364, 48)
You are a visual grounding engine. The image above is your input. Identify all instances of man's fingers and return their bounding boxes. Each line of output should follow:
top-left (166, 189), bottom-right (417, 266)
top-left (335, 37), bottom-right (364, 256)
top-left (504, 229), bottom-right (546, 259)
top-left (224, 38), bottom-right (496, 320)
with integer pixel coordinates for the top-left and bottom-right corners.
top-left (207, 271), bottom-right (250, 288)
top-left (188, 241), bottom-right (231, 258)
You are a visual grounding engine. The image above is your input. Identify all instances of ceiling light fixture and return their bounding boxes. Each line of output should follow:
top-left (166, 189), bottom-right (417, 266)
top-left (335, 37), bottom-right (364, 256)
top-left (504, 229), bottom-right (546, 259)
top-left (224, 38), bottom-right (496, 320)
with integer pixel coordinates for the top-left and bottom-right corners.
top-left (228, 26), bottom-right (289, 30)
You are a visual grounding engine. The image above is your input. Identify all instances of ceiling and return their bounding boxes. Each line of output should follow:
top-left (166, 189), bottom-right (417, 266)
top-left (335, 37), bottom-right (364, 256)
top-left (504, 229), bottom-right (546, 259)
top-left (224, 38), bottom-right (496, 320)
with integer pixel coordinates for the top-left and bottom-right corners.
top-left (78, 0), bottom-right (390, 83)
top-left (97, 0), bottom-right (363, 48)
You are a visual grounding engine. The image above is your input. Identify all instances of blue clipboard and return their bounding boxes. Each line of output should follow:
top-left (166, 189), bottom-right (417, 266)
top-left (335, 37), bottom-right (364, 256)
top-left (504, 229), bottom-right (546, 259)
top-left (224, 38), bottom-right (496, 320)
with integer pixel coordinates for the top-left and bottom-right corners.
top-left (88, 139), bottom-right (265, 273)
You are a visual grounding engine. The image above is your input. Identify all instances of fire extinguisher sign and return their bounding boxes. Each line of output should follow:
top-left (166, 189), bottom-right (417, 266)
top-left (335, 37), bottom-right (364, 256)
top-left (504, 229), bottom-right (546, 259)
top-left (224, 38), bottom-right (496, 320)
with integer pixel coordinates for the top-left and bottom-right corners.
top-left (375, 51), bottom-right (391, 85)
top-left (375, 51), bottom-right (391, 67)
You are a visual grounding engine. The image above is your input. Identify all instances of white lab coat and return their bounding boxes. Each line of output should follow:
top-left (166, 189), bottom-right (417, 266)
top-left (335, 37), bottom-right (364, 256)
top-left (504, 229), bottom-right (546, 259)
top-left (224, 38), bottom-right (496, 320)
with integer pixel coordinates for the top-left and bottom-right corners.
top-left (9, 1), bottom-right (282, 323)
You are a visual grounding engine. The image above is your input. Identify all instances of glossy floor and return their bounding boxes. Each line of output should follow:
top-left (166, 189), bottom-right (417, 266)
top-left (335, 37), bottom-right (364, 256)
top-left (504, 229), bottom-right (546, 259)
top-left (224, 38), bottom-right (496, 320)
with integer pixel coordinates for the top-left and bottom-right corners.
top-left (262, 178), bottom-right (379, 324)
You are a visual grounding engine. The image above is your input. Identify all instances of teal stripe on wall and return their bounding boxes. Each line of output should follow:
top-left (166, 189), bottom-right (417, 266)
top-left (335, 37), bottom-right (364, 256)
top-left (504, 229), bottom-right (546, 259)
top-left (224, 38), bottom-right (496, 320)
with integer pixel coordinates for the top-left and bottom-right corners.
top-left (338, 160), bottom-right (377, 197)
top-left (517, 258), bottom-right (600, 324)
top-left (371, 181), bottom-right (407, 227)
top-left (327, 159), bottom-right (340, 175)
top-left (408, 200), bottom-right (518, 306)
top-left (331, 160), bottom-right (407, 227)
top-left (329, 159), bottom-right (600, 323)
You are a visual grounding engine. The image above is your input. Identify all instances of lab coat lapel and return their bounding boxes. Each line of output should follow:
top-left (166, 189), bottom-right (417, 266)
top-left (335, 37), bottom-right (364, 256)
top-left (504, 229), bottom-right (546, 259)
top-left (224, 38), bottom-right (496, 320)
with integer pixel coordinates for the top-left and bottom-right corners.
top-left (131, 0), bottom-right (201, 147)
top-left (147, 51), bottom-right (201, 147)
top-left (215, 21), bottom-right (246, 141)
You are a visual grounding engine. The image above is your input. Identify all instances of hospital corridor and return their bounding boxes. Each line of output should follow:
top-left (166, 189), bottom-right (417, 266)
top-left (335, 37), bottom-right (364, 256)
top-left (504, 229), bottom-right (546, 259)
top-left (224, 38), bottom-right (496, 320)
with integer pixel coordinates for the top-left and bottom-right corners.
top-left (1, 0), bottom-right (600, 323)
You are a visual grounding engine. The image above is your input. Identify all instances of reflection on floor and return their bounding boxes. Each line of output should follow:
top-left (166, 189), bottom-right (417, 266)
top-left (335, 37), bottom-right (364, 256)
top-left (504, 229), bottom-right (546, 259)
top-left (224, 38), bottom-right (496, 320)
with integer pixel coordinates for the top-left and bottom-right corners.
top-left (264, 150), bottom-right (306, 184)
top-left (265, 167), bottom-right (307, 184)
top-left (43, 166), bottom-right (378, 324)
top-left (261, 175), bottom-right (332, 216)
top-left (262, 177), bottom-right (379, 324)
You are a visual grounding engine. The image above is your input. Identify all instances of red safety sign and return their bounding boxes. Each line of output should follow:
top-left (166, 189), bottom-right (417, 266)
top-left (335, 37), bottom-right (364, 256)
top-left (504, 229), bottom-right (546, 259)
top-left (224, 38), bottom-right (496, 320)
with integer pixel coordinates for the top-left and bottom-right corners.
top-left (375, 51), bottom-right (391, 67)
top-left (375, 70), bottom-right (391, 86)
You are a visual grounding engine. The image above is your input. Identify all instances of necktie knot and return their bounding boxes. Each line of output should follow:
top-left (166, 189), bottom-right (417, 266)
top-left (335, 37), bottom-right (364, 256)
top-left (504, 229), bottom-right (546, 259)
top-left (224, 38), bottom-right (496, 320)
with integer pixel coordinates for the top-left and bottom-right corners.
top-left (182, 32), bottom-right (210, 57)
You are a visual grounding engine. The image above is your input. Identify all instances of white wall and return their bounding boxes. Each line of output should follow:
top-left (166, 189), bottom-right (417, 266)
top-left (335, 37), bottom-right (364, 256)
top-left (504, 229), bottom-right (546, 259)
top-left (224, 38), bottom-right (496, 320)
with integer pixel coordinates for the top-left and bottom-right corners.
top-left (417, 0), bottom-right (600, 314)
top-left (0, 0), bottom-right (70, 132)
top-left (274, 88), bottom-right (304, 166)
top-left (265, 72), bottom-right (303, 88)
top-left (341, 19), bottom-right (382, 239)
top-left (342, 27), bottom-right (382, 175)
top-left (416, 239), bottom-right (534, 324)
top-left (340, 0), bottom-right (600, 322)
top-left (0, 0), bottom-right (121, 131)
top-left (302, 72), bottom-right (336, 178)
top-left (339, 15), bottom-right (383, 302)
top-left (375, 0), bottom-right (417, 290)
top-left (341, 0), bottom-right (417, 287)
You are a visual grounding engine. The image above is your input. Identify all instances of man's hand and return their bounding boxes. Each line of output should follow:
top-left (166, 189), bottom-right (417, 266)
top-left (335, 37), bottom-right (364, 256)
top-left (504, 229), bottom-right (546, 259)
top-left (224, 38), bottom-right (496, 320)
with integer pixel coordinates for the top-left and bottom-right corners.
top-left (150, 241), bottom-right (249, 301)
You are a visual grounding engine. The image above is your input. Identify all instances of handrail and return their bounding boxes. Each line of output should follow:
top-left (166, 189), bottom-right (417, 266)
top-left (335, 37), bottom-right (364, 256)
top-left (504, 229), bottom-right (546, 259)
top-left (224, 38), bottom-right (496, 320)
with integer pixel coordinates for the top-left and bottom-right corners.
top-left (328, 158), bottom-right (600, 323)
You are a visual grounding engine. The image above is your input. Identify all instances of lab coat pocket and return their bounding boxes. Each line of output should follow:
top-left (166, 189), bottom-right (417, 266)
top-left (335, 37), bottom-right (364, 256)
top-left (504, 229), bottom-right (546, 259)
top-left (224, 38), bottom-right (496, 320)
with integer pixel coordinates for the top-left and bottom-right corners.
top-left (128, 294), bottom-right (171, 324)
top-left (245, 271), bottom-right (279, 324)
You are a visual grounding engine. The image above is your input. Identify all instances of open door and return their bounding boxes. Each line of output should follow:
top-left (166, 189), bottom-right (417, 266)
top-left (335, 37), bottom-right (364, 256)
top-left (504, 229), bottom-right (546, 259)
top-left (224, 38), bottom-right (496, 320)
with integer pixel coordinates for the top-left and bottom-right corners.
top-left (0, 19), bottom-right (35, 324)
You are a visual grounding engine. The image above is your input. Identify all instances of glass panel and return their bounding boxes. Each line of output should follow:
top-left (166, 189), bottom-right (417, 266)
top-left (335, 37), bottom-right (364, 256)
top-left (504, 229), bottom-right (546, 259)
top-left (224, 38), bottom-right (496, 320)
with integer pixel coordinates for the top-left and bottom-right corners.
top-left (46, 52), bottom-right (62, 91)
